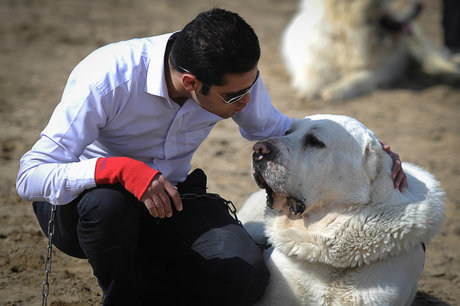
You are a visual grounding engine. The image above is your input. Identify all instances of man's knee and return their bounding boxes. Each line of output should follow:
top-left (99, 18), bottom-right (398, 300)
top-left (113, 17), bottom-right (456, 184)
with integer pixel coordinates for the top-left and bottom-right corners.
top-left (78, 185), bottom-right (138, 222)
top-left (77, 185), bottom-right (140, 249)
top-left (191, 223), bottom-right (269, 305)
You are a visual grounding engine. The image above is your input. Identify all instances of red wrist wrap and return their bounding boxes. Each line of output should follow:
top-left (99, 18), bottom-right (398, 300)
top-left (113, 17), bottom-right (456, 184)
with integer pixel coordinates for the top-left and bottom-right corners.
top-left (95, 157), bottom-right (160, 200)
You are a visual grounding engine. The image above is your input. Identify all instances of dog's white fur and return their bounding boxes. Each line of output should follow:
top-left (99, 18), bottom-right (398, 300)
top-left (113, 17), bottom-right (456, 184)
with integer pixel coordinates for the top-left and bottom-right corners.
top-left (239, 114), bottom-right (445, 305)
top-left (282, 0), bottom-right (460, 101)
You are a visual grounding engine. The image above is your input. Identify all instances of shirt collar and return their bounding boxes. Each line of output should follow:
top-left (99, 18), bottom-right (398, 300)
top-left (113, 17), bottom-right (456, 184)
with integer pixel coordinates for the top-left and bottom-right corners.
top-left (145, 32), bottom-right (177, 98)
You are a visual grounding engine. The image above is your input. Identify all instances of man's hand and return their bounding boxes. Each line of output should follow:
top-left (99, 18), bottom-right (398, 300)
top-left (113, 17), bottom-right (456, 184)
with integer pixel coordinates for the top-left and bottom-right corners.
top-left (380, 140), bottom-right (408, 192)
top-left (141, 174), bottom-right (183, 218)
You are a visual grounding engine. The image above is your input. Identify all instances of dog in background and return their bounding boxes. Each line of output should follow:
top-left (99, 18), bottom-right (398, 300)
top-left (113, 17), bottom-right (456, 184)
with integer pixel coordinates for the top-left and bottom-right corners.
top-left (239, 114), bottom-right (445, 305)
top-left (282, 0), bottom-right (460, 101)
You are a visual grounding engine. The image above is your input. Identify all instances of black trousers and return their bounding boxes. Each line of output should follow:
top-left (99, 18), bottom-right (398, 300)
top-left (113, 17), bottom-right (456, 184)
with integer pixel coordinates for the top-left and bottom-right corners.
top-left (33, 169), bottom-right (269, 305)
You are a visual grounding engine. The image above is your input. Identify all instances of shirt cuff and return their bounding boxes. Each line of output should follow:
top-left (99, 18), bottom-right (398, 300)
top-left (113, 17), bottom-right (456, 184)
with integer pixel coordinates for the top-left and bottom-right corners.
top-left (65, 158), bottom-right (98, 195)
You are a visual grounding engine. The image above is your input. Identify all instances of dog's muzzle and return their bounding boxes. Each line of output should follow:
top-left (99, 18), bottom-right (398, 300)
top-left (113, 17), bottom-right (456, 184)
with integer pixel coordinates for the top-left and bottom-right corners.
top-left (252, 141), bottom-right (306, 215)
top-left (380, 2), bottom-right (422, 34)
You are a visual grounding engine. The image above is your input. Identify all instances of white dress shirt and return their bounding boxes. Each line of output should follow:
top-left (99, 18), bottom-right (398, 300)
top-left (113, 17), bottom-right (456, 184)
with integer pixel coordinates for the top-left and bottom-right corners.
top-left (16, 32), bottom-right (294, 205)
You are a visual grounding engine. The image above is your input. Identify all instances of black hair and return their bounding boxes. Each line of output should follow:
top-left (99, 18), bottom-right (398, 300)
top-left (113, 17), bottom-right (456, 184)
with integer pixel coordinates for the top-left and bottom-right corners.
top-left (169, 8), bottom-right (260, 95)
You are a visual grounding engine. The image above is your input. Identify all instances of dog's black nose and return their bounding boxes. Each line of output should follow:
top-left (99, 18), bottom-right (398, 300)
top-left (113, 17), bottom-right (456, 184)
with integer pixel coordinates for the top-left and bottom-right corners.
top-left (253, 142), bottom-right (270, 154)
top-left (253, 141), bottom-right (272, 161)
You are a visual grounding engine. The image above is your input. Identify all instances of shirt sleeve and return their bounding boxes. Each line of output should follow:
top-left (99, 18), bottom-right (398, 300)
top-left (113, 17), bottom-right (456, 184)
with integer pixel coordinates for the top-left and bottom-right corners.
top-left (232, 75), bottom-right (296, 140)
top-left (16, 57), bottom-right (109, 205)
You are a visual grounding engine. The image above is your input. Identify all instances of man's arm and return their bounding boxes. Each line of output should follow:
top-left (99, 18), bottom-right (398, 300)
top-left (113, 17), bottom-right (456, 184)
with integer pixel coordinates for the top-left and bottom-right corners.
top-left (16, 136), bottom-right (99, 205)
top-left (17, 58), bottom-right (106, 205)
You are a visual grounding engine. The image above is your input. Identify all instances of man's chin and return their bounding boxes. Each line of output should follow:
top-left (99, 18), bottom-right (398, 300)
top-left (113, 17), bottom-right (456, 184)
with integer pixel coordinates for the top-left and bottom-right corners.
top-left (220, 111), bottom-right (235, 119)
top-left (219, 113), bottom-right (232, 119)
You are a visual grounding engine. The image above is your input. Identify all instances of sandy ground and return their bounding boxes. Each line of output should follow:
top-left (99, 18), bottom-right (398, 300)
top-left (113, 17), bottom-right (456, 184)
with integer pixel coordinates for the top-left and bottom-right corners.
top-left (0, 0), bottom-right (459, 305)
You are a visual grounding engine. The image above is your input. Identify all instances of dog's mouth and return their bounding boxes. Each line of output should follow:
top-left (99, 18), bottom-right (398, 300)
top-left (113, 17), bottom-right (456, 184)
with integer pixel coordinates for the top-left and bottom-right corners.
top-left (254, 171), bottom-right (305, 216)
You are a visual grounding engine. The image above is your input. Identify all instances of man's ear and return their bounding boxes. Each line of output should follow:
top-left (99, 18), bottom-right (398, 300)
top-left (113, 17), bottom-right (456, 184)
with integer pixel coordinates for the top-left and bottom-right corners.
top-left (182, 73), bottom-right (198, 92)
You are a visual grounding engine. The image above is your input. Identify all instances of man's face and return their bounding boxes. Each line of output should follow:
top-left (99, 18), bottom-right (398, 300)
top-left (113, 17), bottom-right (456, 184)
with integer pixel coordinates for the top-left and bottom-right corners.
top-left (193, 67), bottom-right (259, 119)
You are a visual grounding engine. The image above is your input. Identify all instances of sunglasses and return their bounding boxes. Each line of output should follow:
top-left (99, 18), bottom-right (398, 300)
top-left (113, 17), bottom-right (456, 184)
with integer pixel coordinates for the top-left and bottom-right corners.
top-left (178, 66), bottom-right (259, 105)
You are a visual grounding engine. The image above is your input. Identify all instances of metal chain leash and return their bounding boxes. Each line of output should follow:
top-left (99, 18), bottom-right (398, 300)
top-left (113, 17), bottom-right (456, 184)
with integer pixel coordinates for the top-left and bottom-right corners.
top-left (42, 204), bottom-right (57, 306)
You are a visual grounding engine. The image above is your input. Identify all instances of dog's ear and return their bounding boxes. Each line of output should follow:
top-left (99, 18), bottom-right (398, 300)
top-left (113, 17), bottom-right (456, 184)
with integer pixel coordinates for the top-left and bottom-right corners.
top-left (364, 140), bottom-right (382, 182)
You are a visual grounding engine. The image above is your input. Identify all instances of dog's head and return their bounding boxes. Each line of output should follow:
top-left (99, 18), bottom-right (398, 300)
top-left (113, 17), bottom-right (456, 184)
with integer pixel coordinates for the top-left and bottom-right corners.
top-left (252, 114), bottom-right (392, 216)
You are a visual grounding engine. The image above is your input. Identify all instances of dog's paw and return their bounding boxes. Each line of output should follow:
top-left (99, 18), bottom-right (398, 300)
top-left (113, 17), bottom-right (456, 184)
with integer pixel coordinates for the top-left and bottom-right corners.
top-left (320, 86), bottom-right (350, 102)
top-left (320, 75), bottom-right (377, 101)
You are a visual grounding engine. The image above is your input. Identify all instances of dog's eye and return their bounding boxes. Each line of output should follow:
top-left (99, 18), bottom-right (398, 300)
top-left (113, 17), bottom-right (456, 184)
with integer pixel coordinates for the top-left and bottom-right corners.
top-left (304, 133), bottom-right (325, 148)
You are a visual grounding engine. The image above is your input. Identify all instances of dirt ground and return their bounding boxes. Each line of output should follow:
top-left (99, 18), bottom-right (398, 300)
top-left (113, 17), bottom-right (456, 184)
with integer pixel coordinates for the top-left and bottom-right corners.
top-left (0, 0), bottom-right (459, 305)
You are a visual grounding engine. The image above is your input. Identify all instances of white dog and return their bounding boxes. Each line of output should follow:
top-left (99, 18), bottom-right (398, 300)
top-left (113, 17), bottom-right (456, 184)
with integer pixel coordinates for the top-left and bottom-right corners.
top-left (282, 0), bottom-right (460, 101)
top-left (238, 114), bottom-right (445, 305)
